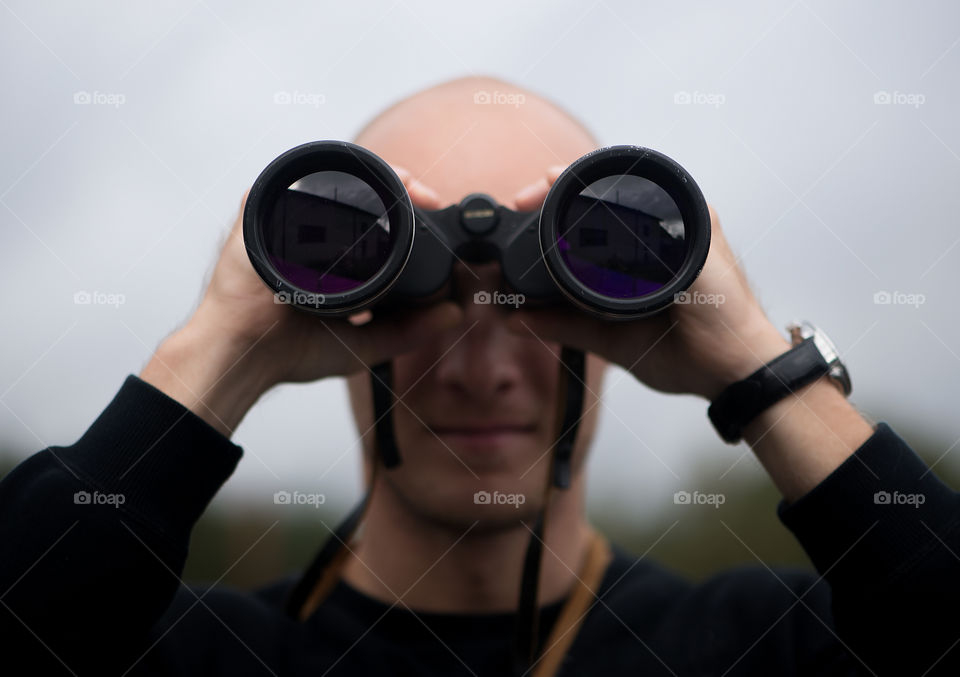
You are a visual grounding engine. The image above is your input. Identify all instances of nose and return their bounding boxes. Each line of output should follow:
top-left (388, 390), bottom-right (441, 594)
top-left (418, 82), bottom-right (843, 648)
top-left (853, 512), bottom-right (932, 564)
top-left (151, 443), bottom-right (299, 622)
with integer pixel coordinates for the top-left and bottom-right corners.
top-left (432, 262), bottom-right (524, 401)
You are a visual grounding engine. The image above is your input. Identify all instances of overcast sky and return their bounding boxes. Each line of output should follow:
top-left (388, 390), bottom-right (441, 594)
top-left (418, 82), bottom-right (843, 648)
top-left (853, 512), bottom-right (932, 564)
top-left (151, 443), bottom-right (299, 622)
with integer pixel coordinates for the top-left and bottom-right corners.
top-left (2, 0), bottom-right (959, 517)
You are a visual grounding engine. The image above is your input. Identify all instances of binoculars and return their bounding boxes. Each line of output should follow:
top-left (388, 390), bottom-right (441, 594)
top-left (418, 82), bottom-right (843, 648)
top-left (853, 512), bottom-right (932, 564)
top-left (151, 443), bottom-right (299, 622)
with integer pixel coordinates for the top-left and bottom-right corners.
top-left (242, 140), bottom-right (711, 320)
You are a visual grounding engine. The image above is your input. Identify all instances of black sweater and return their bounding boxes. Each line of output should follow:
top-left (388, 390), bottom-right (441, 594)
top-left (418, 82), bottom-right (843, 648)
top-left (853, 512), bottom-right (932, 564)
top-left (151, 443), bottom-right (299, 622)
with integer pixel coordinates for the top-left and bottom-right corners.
top-left (1, 375), bottom-right (959, 676)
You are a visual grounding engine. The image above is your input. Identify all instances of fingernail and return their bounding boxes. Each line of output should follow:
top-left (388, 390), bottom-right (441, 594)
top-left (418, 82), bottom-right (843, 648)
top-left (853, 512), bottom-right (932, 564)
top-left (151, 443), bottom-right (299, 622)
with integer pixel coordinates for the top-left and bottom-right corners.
top-left (412, 180), bottom-right (441, 204)
top-left (514, 178), bottom-right (548, 204)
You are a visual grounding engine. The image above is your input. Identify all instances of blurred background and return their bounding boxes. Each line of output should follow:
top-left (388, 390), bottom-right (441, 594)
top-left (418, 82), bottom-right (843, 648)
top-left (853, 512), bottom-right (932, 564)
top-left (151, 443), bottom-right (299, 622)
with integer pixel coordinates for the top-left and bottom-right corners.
top-left (2, 0), bottom-right (959, 586)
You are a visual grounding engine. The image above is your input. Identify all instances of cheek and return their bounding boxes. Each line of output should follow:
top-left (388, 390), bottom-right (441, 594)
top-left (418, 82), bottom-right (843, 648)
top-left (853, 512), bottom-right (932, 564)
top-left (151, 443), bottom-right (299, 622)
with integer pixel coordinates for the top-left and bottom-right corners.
top-left (391, 350), bottom-right (430, 394)
top-left (518, 340), bottom-right (563, 399)
top-left (389, 349), bottom-right (446, 454)
top-left (521, 347), bottom-right (605, 479)
top-left (570, 353), bottom-right (606, 470)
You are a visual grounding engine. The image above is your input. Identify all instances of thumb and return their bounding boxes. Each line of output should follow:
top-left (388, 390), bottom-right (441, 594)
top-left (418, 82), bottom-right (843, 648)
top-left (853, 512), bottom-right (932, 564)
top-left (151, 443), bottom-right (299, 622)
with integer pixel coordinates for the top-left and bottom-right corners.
top-left (357, 301), bottom-right (464, 364)
top-left (506, 308), bottom-right (607, 356)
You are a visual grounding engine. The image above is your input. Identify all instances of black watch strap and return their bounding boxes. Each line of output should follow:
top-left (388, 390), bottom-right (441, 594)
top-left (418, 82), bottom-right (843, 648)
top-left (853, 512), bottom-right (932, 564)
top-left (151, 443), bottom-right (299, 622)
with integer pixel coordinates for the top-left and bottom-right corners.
top-left (707, 338), bottom-right (829, 444)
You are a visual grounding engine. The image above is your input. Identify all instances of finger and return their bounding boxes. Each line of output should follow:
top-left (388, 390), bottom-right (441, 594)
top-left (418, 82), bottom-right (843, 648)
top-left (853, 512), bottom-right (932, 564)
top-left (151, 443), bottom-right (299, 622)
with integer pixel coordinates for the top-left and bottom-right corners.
top-left (507, 306), bottom-right (673, 370)
top-left (219, 188), bottom-right (252, 259)
top-left (513, 177), bottom-right (550, 211)
top-left (352, 301), bottom-right (464, 366)
top-left (545, 165), bottom-right (565, 184)
top-left (513, 165), bottom-right (567, 211)
top-left (392, 165), bottom-right (443, 210)
top-left (348, 309), bottom-right (373, 326)
top-left (228, 188), bottom-right (251, 238)
top-left (506, 307), bottom-right (610, 357)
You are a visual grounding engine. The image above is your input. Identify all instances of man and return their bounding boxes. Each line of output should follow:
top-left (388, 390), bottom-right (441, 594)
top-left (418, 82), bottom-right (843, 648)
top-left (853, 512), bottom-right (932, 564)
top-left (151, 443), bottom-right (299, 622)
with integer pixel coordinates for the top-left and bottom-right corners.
top-left (1, 76), bottom-right (957, 676)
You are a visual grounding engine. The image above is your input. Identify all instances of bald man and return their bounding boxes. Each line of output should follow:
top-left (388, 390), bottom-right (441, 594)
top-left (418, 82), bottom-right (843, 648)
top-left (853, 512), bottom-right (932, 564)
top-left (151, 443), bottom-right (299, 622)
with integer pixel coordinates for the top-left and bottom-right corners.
top-left (2, 77), bottom-right (958, 676)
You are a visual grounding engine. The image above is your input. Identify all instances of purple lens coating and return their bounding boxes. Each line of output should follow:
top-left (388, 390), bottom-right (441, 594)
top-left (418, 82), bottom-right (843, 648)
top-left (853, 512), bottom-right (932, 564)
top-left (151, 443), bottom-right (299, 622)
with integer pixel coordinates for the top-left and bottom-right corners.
top-left (260, 171), bottom-right (392, 294)
top-left (557, 175), bottom-right (686, 299)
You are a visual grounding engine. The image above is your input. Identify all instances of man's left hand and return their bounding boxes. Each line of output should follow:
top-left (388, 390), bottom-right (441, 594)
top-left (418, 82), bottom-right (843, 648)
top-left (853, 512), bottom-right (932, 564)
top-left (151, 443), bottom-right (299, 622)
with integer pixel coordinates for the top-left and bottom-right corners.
top-left (509, 166), bottom-right (791, 401)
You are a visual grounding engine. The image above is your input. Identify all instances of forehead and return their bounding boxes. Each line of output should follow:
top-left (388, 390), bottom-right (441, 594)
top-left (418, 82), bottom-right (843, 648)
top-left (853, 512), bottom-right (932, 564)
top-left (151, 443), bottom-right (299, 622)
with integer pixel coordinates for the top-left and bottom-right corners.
top-left (354, 87), bottom-right (596, 206)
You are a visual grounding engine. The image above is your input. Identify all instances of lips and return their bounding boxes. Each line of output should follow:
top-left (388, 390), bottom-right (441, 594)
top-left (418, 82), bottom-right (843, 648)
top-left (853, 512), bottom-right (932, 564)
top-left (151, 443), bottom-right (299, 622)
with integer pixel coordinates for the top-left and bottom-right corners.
top-left (431, 423), bottom-right (536, 435)
top-left (429, 422), bottom-right (537, 448)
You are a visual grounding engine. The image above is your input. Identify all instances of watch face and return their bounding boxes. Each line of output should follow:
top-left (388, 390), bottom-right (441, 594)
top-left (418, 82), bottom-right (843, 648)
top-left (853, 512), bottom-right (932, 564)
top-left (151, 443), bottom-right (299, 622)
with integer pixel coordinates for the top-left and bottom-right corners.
top-left (811, 328), bottom-right (841, 364)
top-left (788, 320), bottom-right (817, 346)
top-left (788, 320), bottom-right (851, 396)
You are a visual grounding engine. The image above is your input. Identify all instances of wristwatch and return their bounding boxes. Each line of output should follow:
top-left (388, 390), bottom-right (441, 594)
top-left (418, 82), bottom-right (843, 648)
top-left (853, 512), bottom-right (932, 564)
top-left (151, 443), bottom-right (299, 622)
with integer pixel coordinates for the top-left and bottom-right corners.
top-left (707, 321), bottom-right (851, 444)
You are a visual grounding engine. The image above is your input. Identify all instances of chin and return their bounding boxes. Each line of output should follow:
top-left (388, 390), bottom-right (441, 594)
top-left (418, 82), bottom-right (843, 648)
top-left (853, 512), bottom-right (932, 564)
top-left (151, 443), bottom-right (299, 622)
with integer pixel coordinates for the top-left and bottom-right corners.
top-left (378, 429), bottom-right (553, 525)
top-left (424, 497), bottom-right (545, 532)
top-left (387, 470), bottom-right (548, 531)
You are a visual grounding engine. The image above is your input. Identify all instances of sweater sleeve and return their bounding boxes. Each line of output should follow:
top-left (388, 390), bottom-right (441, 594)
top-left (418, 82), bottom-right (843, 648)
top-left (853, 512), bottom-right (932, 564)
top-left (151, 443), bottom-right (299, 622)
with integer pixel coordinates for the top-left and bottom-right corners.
top-left (0, 375), bottom-right (243, 676)
top-left (777, 422), bottom-right (960, 676)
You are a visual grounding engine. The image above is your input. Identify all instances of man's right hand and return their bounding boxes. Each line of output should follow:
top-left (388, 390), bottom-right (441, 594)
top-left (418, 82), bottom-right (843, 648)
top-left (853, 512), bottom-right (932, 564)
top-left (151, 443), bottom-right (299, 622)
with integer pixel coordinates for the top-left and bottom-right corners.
top-left (139, 168), bottom-right (462, 438)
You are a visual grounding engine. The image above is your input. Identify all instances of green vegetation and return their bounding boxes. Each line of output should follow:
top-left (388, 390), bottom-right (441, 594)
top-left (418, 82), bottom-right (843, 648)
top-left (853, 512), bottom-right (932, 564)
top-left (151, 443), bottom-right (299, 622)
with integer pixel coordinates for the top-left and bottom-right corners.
top-left (2, 420), bottom-right (956, 590)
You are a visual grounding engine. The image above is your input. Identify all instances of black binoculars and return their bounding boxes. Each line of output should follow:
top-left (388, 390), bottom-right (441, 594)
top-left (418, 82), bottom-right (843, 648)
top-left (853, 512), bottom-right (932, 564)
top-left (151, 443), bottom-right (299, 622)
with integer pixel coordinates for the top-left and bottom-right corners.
top-left (242, 140), bottom-right (711, 320)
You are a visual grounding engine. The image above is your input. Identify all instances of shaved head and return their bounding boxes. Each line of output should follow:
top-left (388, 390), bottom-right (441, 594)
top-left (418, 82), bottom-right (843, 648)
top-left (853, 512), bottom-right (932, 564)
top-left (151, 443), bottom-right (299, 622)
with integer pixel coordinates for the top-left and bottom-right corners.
top-left (353, 76), bottom-right (598, 206)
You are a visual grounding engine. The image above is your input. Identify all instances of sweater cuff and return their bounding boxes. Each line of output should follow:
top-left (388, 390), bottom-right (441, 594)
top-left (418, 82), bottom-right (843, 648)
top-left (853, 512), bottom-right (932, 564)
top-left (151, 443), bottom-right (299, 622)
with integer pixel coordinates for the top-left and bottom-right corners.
top-left (56, 374), bottom-right (243, 541)
top-left (777, 422), bottom-right (960, 591)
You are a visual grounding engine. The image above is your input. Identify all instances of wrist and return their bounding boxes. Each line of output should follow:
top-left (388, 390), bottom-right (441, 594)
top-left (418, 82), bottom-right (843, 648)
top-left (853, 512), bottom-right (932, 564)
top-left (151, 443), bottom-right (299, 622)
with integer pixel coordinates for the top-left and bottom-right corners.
top-left (702, 321), bottom-right (791, 401)
top-left (139, 315), bottom-right (276, 438)
top-left (742, 376), bottom-right (875, 502)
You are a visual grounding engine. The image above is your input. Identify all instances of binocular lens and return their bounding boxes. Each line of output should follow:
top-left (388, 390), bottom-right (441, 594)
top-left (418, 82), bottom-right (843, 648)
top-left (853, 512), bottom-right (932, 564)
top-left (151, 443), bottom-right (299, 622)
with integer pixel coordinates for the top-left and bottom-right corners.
top-left (556, 175), bottom-right (685, 299)
top-left (261, 171), bottom-right (394, 294)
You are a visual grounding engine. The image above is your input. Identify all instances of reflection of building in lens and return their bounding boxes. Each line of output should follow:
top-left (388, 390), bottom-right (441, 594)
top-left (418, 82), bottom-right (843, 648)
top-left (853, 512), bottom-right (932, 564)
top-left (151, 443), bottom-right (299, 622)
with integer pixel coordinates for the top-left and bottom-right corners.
top-left (559, 194), bottom-right (685, 298)
top-left (264, 189), bottom-right (390, 293)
